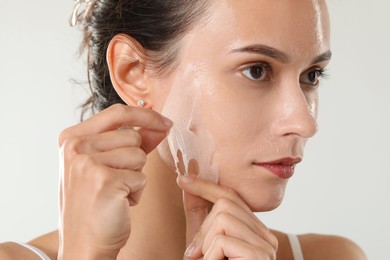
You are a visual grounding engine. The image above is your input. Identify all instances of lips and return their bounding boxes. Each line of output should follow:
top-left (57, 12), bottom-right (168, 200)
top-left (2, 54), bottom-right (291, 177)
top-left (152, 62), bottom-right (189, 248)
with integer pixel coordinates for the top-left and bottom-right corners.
top-left (253, 157), bottom-right (302, 179)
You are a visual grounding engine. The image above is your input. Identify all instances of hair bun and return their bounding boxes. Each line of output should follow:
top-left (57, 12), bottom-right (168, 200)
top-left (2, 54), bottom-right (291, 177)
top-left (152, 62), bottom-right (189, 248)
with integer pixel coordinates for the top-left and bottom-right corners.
top-left (69, 0), bottom-right (96, 27)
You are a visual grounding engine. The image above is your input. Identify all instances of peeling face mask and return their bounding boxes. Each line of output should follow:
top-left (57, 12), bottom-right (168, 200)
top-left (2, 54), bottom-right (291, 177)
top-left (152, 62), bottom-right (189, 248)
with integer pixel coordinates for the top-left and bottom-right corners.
top-left (157, 63), bottom-right (219, 183)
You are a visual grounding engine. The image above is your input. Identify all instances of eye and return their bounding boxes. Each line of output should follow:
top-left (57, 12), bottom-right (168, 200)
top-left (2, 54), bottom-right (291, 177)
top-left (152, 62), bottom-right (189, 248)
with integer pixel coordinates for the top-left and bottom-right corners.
top-left (242, 63), bottom-right (271, 81)
top-left (300, 68), bottom-right (326, 86)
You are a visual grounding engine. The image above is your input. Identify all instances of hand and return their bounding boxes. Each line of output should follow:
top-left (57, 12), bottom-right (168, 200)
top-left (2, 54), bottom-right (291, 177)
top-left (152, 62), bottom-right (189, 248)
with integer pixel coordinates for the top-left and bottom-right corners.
top-left (57, 104), bottom-right (172, 260)
top-left (177, 175), bottom-right (278, 260)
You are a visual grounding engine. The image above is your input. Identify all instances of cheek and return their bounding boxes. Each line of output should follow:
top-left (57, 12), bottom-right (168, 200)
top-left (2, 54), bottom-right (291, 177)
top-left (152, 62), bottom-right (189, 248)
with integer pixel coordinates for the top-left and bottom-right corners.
top-left (198, 79), bottom-right (270, 179)
top-left (157, 64), bottom-right (220, 182)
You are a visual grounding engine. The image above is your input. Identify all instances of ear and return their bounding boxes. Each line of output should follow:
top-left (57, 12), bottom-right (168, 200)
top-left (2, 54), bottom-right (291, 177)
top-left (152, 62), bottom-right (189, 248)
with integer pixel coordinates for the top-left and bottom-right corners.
top-left (107, 34), bottom-right (151, 108)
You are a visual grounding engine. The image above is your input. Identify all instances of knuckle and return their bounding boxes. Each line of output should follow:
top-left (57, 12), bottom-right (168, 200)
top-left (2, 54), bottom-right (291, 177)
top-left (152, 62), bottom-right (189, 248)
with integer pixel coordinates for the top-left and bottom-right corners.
top-left (259, 242), bottom-right (277, 260)
top-left (94, 168), bottom-right (115, 192)
top-left (214, 198), bottom-right (233, 212)
top-left (58, 127), bottom-right (74, 147)
top-left (214, 211), bottom-right (231, 226)
top-left (64, 154), bottom-right (95, 183)
top-left (74, 155), bottom-right (112, 189)
top-left (62, 136), bottom-right (84, 155)
top-left (64, 153), bottom-right (115, 194)
top-left (267, 249), bottom-right (277, 260)
top-left (73, 154), bottom-right (96, 174)
top-left (260, 229), bottom-right (278, 251)
top-left (58, 130), bottom-right (68, 147)
top-left (212, 234), bottom-right (225, 247)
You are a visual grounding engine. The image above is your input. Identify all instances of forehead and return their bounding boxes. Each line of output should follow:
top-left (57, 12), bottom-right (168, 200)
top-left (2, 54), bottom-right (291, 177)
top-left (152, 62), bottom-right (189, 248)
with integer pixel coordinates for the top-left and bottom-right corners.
top-left (185, 0), bottom-right (330, 62)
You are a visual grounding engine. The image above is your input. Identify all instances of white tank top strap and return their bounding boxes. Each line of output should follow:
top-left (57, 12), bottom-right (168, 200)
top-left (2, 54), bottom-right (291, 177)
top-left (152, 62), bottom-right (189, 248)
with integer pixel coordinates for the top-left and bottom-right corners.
top-left (287, 233), bottom-right (304, 260)
top-left (14, 242), bottom-right (51, 260)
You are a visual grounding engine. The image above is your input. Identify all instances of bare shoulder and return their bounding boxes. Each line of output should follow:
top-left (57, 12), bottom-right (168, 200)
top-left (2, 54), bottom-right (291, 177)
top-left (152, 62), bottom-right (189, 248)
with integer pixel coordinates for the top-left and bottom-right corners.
top-left (28, 229), bottom-right (59, 258)
top-left (0, 230), bottom-right (58, 260)
top-left (299, 233), bottom-right (367, 260)
top-left (0, 242), bottom-right (40, 260)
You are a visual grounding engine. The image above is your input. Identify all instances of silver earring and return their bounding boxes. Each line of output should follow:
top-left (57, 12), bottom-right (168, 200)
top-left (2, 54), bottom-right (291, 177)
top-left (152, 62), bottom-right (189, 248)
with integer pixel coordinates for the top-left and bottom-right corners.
top-left (137, 99), bottom-right (146, 107)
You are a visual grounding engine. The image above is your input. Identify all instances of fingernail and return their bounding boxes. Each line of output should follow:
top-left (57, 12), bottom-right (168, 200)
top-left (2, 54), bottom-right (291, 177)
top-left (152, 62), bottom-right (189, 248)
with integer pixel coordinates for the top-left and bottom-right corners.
top-left (185, 241), bottom-right (196, 257)
top-left (162, 116), bottom-right (173, 127)
top-left (179, 175), bottom-right (193, 184)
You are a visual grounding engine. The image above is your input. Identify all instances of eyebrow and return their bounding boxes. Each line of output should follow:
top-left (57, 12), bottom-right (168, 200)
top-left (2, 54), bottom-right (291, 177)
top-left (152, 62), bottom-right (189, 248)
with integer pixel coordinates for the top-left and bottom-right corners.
top-left (231, 44), bottom-right (332, 65)
top-left (311, 50), bottom-right (332, 64)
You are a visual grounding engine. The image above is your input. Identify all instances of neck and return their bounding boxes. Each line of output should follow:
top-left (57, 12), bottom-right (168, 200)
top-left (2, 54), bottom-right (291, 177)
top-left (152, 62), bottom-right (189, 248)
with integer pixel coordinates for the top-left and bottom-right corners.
top-left (118, 150), bottom-right (186, 259)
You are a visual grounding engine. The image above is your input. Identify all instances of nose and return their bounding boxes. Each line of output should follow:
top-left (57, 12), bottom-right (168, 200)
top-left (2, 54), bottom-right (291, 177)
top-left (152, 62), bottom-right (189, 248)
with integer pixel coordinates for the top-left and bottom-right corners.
top-left (271, 83), bottom-right (318, 139)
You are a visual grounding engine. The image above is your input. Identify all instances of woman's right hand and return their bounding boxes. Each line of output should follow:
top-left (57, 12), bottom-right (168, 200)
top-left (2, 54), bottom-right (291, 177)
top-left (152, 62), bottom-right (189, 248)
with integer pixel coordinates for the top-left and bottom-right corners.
top-left (57, 104), bottom-right (172, 260)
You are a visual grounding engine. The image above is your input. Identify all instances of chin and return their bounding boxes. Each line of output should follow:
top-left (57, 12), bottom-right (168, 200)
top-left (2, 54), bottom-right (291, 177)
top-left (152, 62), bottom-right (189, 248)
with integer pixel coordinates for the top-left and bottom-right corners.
top-left (235, 182), bottom-right (287, 212)
top-left (250, 198), bottom-right (284, 212)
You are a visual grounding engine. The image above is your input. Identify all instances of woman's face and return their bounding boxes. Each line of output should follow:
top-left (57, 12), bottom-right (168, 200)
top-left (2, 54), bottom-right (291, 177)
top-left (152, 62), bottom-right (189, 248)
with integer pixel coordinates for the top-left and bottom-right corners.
top-left (152, 0), bottom-right (331, 211)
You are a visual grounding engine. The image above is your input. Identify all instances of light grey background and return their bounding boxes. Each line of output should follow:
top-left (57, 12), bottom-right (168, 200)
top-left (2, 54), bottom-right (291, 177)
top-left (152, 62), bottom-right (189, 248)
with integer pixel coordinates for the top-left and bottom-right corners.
top-left (0, 1), bottom-right (389, 259)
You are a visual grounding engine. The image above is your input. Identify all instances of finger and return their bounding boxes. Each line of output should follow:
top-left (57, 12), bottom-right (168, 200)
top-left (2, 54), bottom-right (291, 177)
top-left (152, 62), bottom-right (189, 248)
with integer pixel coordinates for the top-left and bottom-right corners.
top-left (200, 198), bottom-right (277, 251)
top-left (96, 166), bottom-right (147, 204)
top-left (177, 175), bottom-right (252, 215)
top-left (182, 189), bottom-right (211, 247)
top-left (67, 158), bottom-right (147, 206)
top-left (98, 128), bottom-right (142, 151)
top-left (203, 235), bottom-right (276, 260)
top-left (179, 176), bottom-right (232, 258)
top-left (178, 176), bottom-right (278, 251)
top-left (109, 167), bottom-right (147, 206)
top-left (182, 161), bottom-right (211, 253)
top-left (187, 212), bottom-right (268, 258)
top-left (59, 104), bottom-right (172, 145)
top-left (201, 212), bottom-right (271, 255)
top-left (138, 128), bottom-right (170, 154)
top-left (65, 128), bottom-right (143, 154)
top-left (90, 147), bottom-right (147, 171)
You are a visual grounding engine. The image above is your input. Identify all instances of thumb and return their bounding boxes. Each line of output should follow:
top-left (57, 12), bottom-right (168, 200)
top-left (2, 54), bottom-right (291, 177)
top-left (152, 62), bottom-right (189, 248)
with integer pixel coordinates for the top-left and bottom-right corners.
top-left (180, 160), bottom-right (211, 247)
top-left (182, 187), bottom-right (210, 246)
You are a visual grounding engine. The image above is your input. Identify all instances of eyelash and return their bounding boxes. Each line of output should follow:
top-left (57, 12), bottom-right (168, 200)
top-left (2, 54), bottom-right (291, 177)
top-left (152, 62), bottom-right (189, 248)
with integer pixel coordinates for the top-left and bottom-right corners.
top-left (241, 63), bottom-right (329, 87)
top-left (316, 68), bottom-right (329, 80)
top-left (305, 68), bottom-right (329, 85)
top-left (241, 62), bottom-right (272, 82)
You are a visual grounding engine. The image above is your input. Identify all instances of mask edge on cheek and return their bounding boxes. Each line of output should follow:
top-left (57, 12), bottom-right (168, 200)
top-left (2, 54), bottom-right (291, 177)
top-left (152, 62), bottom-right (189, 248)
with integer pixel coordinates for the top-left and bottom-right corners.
top-left (156, 64), bottom-right (220, 183)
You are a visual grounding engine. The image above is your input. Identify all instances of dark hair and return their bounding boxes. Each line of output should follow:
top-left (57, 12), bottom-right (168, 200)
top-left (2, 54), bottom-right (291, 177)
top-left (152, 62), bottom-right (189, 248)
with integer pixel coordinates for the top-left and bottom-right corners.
top-left (78, 0), bottom-right (210, 120)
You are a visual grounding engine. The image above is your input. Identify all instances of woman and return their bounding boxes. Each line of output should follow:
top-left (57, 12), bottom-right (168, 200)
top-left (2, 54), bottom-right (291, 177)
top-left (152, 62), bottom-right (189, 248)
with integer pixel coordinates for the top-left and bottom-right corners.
top-left (0, 0), bottom-right (367, 259)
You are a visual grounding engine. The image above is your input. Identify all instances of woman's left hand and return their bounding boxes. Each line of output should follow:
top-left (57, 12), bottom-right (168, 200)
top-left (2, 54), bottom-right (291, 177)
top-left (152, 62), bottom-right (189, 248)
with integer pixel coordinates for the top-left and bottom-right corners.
top-left (177, 175), bottom-right (278, 260)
